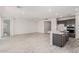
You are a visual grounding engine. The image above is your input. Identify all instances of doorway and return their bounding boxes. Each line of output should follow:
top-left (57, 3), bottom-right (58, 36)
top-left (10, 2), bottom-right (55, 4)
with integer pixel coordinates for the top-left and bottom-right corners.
top-left (44, 21), bottom-right (51, 33)
top-left (2, 19), bottom-right (10, 38)
top-left (0, 17), bottom-right (11, 40)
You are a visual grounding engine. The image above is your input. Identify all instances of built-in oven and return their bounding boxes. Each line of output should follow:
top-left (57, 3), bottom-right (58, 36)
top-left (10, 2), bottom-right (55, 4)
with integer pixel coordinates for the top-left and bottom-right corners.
top-left (67, 25), bottom-right (75, 38)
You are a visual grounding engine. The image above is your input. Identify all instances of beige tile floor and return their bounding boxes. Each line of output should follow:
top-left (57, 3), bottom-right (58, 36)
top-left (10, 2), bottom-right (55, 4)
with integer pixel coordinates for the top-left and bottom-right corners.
top-left (0, 33), bottom-right (79, 53)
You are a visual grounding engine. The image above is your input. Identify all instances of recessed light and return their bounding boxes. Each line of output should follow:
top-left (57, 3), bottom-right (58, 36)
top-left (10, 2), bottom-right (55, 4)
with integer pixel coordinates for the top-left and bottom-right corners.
top-left (48, 8), bottom-right (52, 12)
top-left (21, 11), bottom-right (25, 15)
top-left (59, 16), bottom-right (63, 17)
top-left (55, 13), bottom-right (58, 16)
top-left (74, 8), bottom-right (79, 11)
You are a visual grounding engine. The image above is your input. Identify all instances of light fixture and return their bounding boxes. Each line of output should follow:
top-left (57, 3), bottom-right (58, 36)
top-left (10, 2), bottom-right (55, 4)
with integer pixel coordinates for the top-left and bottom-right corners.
top-left (55, 13), bottom-right (59, 16)
top-left (55, 13), bottom-right (59, 18)
top-left (48, 8), bottom-right (52, 12)
top-left (74, 8), bottom-right (79, 11)
top-left (22, 11), bottom-right (25, 15)
top-left (59, 15), bottom-right (63, 18)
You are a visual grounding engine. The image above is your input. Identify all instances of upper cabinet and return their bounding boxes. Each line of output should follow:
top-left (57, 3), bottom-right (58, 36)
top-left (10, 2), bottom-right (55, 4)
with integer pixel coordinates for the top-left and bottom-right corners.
top-left (57, 16), bottom-right (75, 21)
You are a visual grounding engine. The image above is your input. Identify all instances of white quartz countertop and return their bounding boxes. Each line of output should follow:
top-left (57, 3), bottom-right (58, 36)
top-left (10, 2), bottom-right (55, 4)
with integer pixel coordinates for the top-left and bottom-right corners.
top-left (52, 31), bottom-right (64, 34)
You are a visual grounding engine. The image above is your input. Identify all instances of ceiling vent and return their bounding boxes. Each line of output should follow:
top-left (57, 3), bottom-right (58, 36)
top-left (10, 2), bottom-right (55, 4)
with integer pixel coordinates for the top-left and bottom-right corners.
top-left (17, 6), bottom-right (22, 8)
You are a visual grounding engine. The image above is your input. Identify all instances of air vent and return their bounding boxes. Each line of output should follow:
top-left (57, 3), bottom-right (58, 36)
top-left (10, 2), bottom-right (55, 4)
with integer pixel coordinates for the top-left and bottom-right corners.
top-left (17, 6), bottom-right (22, 8)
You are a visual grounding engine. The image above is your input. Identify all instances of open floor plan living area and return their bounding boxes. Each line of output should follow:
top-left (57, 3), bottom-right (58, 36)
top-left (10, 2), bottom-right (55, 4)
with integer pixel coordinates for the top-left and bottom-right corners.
top-left (0, 6), bottom-right (79, 53)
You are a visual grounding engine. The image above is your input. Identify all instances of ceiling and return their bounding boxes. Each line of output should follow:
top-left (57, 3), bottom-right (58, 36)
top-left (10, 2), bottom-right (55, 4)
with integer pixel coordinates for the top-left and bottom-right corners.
top-left (1, 6), bottom-right (79, 21)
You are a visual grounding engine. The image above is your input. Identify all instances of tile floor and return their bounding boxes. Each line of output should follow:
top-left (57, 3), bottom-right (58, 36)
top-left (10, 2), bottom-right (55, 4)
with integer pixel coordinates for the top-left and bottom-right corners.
top-left (0, 33), bottom-right (79, 53)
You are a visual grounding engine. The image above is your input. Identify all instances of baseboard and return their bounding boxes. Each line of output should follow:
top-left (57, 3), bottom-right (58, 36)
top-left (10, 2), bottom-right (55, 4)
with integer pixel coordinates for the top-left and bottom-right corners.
top-left (11, 32), bottom-right (41, 36)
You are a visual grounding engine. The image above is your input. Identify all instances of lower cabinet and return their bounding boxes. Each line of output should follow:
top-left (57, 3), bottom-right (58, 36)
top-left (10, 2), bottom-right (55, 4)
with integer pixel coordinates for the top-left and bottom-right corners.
top-left (53, 33), bottom-right (69, 47)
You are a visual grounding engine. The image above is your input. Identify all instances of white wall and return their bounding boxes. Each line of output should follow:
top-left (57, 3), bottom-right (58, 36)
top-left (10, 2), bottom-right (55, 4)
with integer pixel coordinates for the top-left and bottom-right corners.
top-left (13, 19), bottom-right (38, 35)
top-left (50, 18), bottom-right (57, 45)
top-left (75, 13), bottom-right (79, 39)
top-left (1, 7), bottom-right (38, 35)
top-left (0, 7), bottom-right (56, 36)
top-left (0, 17), bottom-right (2, 39)
top-left (37, 20), bottom-right (44, 33)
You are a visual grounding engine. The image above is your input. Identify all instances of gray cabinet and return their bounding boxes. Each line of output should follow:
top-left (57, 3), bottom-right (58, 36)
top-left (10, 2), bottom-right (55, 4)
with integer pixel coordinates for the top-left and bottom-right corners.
top-left (53, 33), bottom-right (69, 47)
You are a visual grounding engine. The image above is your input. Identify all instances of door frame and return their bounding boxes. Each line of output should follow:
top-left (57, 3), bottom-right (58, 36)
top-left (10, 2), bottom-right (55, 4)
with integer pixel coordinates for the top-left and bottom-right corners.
top-left (1, 16), bottom-right (14, 38)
